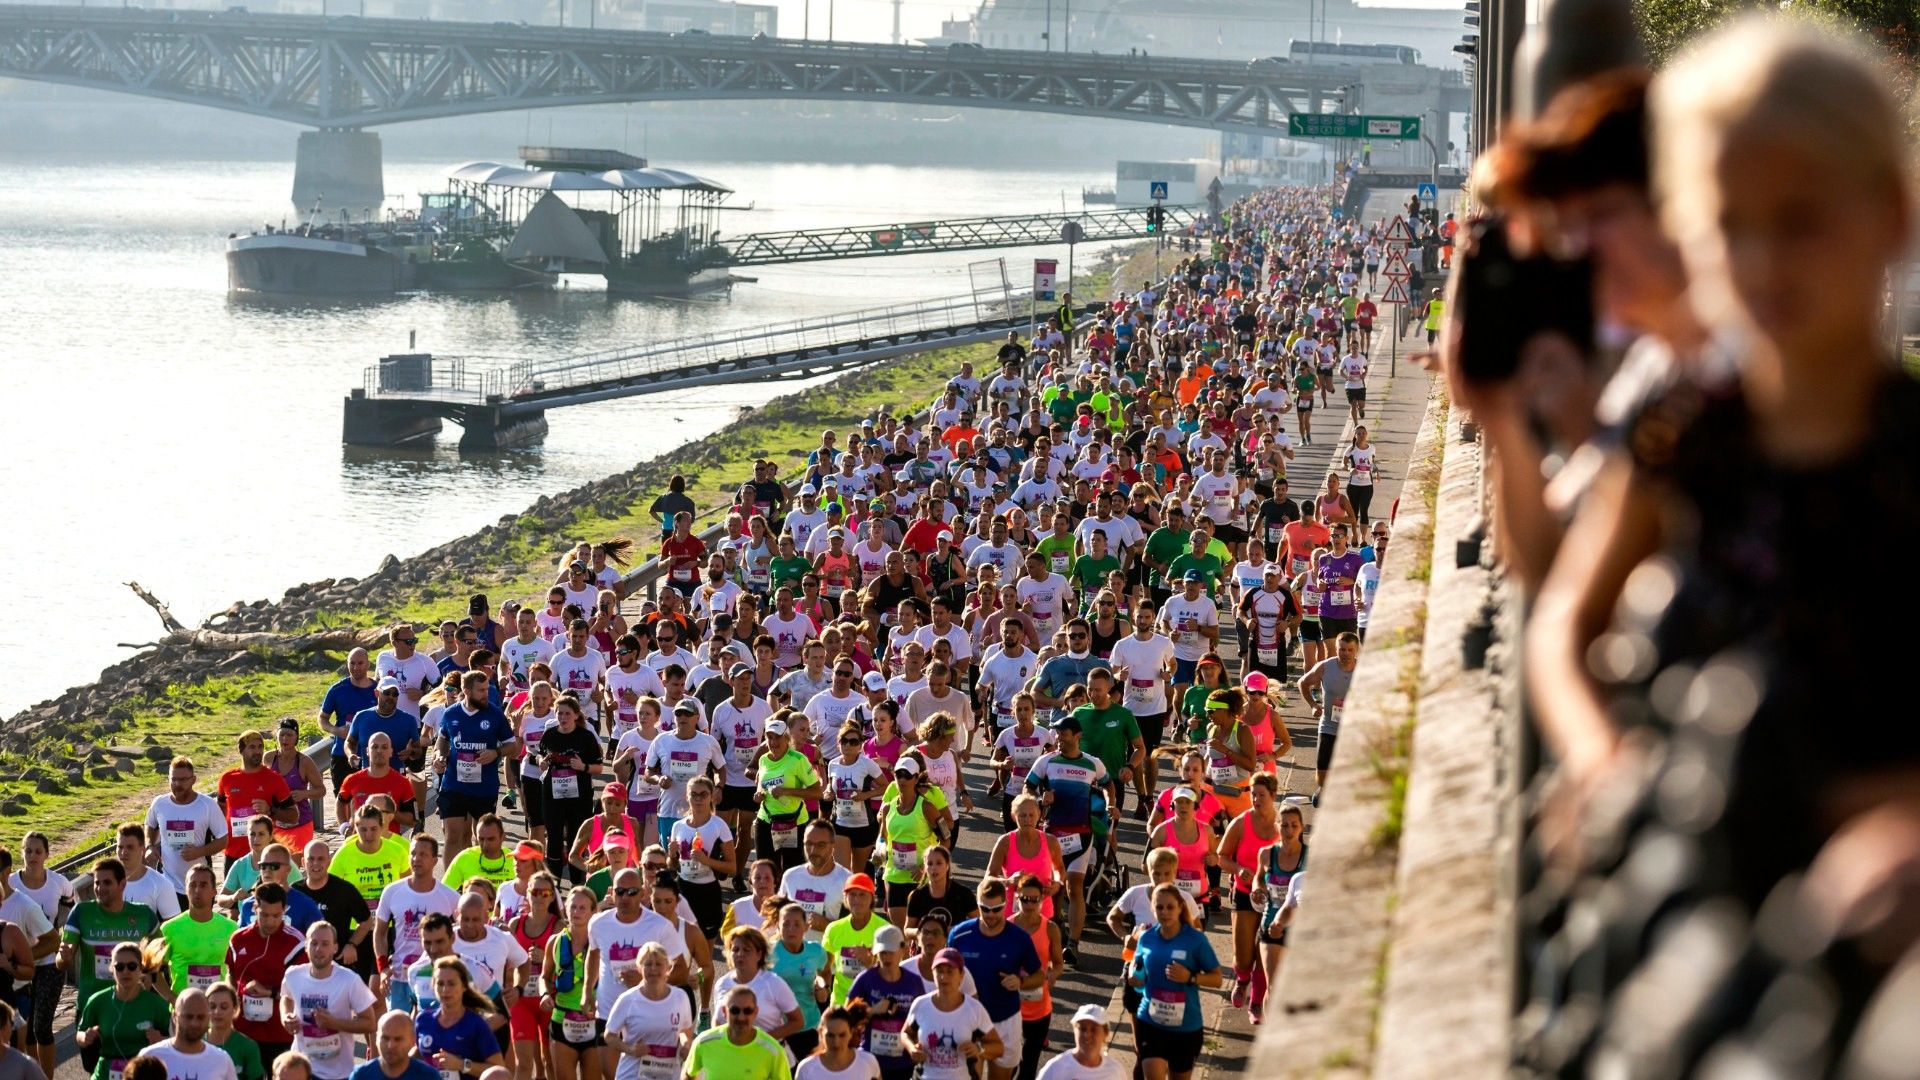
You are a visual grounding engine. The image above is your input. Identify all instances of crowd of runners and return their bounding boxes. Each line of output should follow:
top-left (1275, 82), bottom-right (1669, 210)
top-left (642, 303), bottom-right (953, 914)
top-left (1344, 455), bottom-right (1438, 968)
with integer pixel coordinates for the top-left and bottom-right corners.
top-left (0, 181), bottom-right (1410, 1080)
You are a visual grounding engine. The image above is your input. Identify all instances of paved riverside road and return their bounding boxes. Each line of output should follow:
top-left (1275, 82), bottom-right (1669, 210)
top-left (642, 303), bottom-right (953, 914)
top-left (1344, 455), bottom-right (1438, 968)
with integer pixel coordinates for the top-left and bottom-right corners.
top-left (45, 211), bottom-right (1436, 1080)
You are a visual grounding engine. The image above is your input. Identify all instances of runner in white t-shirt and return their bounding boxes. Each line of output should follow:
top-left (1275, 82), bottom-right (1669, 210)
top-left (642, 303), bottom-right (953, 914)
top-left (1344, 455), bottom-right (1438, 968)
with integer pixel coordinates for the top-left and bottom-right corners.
top-left (278, 925), bottom-right (379, 1080)
top-left (603, 943), bottom-right (697, 1080)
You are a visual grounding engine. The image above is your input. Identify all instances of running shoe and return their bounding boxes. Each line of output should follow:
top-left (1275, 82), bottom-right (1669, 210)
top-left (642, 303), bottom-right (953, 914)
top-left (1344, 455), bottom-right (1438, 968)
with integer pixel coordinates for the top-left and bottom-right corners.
top-left (1249, 999), bottom-right (1266, 1025)
top-left (1063, 945), bottom-right (1080, 969)
top-left (1231, 976), bottom-right (1251, 1008)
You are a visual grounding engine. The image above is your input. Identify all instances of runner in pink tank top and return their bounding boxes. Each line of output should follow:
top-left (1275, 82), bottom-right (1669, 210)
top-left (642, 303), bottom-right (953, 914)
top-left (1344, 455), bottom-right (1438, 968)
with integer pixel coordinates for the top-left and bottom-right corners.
top-left (1149, 788), bottom-right (1218, 906)
top-left (987, 796), bottom-right (1064, 920)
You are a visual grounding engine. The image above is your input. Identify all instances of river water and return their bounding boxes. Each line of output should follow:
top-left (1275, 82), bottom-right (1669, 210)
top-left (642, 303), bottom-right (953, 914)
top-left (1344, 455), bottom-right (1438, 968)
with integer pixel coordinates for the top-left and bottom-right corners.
top-left (0, 157), bottom-right (1119, 715)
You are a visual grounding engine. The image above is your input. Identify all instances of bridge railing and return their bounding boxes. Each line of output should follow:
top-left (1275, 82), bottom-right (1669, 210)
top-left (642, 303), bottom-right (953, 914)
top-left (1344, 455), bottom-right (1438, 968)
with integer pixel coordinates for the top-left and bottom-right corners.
top-left (480, 287), bottom-right (1023, 400)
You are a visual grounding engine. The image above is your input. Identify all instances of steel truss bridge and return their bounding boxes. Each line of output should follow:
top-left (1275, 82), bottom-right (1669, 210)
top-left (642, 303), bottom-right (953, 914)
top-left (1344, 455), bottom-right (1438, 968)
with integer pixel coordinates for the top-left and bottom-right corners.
top-left (0, 4), bottom-right (1355, 133)
top-left (725, 203), bottom-right (1202, 266)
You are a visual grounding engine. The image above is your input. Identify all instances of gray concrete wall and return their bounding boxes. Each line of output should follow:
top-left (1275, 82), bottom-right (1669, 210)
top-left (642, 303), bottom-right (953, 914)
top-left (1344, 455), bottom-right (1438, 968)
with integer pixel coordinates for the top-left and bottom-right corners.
top-left (1252, 392), bottom-right (1521, 1078)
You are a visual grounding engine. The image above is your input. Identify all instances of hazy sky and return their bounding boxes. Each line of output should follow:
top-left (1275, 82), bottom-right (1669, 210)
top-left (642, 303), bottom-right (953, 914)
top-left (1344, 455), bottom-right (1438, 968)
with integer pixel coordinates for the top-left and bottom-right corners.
top-left (768, 0), bottom-right (1466, 47)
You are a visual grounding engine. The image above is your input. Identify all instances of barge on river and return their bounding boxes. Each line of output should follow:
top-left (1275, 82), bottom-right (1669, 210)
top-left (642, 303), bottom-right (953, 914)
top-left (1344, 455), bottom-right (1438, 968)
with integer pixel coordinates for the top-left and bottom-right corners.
top-left (226, 148), bottom-right (736, 298)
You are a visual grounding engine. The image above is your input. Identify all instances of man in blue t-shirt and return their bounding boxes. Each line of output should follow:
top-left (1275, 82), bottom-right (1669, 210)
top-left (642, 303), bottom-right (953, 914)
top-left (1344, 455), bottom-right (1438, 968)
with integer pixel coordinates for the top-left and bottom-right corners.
top-left (1031, 617), bottom-right (1102, 719)
top-left (948, 879), bottom-right (1043, 1080)
top-left (434, 670), bottom-right (516, 859)
top-left (319, 648), bottom-right (379, 790)
top-left (348, 681), bottom-right (424, 771)
top-left (351, 1010), bottom-right (443, 1080)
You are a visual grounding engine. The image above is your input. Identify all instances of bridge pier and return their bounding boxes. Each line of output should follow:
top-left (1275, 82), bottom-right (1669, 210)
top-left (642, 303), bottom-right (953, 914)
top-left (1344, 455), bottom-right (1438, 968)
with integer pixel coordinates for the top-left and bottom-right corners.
top-left (293, 128), bottom-right (385, 215)
top-left (457, 408), bottom-right (550, 452)
top-left (342, 393), bottom-right (442, 447)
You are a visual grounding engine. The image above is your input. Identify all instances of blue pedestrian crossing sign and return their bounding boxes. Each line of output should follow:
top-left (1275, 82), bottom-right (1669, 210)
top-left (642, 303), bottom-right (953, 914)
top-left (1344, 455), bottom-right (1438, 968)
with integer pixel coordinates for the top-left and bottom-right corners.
top-left (1149, 181), bottom-right (1169, 200)
top-left (1417, 182), bottom-right (1439, 203)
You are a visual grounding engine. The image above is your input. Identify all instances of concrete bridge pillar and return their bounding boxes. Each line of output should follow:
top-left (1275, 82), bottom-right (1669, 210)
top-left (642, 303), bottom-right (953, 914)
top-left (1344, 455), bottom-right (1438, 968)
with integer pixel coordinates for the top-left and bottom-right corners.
top-left (292, 128), bottom-right (385, 215)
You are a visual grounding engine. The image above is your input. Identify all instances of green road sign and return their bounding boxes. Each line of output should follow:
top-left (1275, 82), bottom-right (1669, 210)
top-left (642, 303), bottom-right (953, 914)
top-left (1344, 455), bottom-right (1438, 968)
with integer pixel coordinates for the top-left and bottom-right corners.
top-left (1287, 114), bottom-right (1423, 140)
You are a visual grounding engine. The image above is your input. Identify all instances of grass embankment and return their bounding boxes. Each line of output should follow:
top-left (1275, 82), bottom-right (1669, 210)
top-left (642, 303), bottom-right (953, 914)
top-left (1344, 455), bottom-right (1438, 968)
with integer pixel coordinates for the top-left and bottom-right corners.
top-left (2, 262), bottom-right (1128, 861)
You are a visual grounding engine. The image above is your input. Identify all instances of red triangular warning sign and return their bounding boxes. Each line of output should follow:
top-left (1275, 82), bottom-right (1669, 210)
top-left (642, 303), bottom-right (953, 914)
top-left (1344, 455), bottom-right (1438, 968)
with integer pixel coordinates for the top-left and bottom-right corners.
top-left (1384, 216), bottom-right (1414, 242)
top-left (1381, 281), bottom-right (1411, 304)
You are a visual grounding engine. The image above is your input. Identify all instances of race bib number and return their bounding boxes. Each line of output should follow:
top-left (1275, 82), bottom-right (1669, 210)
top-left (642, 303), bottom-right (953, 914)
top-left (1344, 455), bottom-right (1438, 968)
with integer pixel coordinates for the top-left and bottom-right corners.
top-left (1175, 869), bottom-right (1205, 896)
top-left (1147, 990), bottom-right (1187, 1027)
top-left (890, 843), bottom-right (920, 872)
top-left (1055, 832), bottom-right (1084, 857)
top-left (1255, 645), bottom-right (1280, 667)
top-left (638, 1050), bottom-right (678, 1080)
top-left (834, 799), bottom-right (866, 828)
top-left (1289, 556), bottom-right (1308, 575)
top-left (668, 755), bottom-right (701, 780)
top-left (303, 1032), bottom-right (343, 1060)
top-left (1328, 589), bottom-right (1353, 607)
top-left (551, 770), bottom-right (580, 801)
top-left (731, 741), bottom-right (758, 768)
top-left (1208, 757), bottom-right (1240, 785)
top-left (869, 1027), bottom-right (904, 1058)
top-left (92, 946), bottom-right (113, 981)
top-left (771, 822), bottom-right (799, 850)
top-left (456, 752), bottom-right (482, 784)
top-left (229, 809), bottom-right (253, 835)
top-left (187, 964), bottom-right (221, 991)
top-left (1020, 985), bottom-right (1045, 1003)
top-left (1124, 677), bottom-right (1159, 711)
top-left (1331, 702), bottom-right (1345, 727)
top-left (163, 820), bottom-right (197, 851)
top-left (109, 1061), bottom-right (127, 1080)
top-left (562, 1011), bottom-right (598, 1043)
top-left (243, 993), bottom-right (273, 1022)
top-left (838, 950), bottom-right (866, 978)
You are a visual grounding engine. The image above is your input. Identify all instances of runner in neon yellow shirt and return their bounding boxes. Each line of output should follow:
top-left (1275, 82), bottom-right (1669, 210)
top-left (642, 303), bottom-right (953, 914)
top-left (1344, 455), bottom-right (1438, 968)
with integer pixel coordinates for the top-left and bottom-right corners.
top-left (686, 987), bottom-right (792, 1080)
top-left (328, 808), bottom-right (410, 903)
top-left (819, 875), bottom-right (891, 1006)
top-left (752, 722), bottom-right (824, 874)
top-left (159, 865), bottom-right (238, 993)
top-left (440, 816), bottom-right (518, 890)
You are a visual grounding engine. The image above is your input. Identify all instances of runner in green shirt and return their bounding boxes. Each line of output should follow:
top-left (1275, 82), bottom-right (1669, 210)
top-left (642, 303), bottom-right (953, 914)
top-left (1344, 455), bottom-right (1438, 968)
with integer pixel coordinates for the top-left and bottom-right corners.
top-left (1070, 547), bottom-right (1121, 610)
top-left (1143, 515), bottom-right (1191, 595)
top-left (1070, 671), bottom-right (1143, 790)
top-left (158, 865), bottom-right (238, 995)
top-left (752, 725), bottom-right (823, 863)
top-left (1165, 530), bottom-right (1225, 597)
top-left (208, 990), bottom-right (266, 1080)
top-left (62, 871), bottom-right (161, 1013)
top-left (769, 539), bottom-right (812, 596)
top-left (1034, 527), bottom-right (1078, 581)
top-left (76, 942), bottom-right (171, 1080)
top-left (819, 876), bottom-right (890, 1006)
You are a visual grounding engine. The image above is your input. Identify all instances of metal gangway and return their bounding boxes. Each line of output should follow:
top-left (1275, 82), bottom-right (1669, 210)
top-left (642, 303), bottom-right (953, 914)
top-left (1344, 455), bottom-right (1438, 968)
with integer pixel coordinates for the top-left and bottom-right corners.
top-left (723, 204), bottom-right (1202, 266)
top-left (344, 260), bottom-right (1081, 447)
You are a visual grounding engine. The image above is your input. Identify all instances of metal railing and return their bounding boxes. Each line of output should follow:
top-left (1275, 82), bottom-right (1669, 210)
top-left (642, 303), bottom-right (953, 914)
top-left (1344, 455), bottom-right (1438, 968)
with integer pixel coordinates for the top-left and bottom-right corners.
top-left (360, 274), bottom-right (1029, 406)
top-left (724, 204), bottom-right (1201, 266)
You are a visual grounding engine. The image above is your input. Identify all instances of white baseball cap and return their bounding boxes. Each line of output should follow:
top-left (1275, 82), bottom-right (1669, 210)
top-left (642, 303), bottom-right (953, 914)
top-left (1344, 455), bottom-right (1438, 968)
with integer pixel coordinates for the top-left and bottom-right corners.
top-left (1071, 1005), bottom-right (1112, 1028)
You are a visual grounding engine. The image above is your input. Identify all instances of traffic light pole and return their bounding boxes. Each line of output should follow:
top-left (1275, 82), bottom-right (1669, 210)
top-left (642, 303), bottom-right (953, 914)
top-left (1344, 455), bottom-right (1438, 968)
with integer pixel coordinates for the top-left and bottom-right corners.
top-left (1153, 195), bottom-right (1164, 282)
